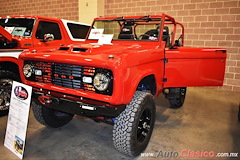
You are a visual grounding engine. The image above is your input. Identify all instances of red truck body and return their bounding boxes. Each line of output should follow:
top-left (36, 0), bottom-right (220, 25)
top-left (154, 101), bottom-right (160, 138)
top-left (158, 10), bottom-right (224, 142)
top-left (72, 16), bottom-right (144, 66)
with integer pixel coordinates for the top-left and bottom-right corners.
top-left (18, 13), bottom-right (227, 156)
top-left (19, 14), bottom-right (226, 106)
top-left (19, 44), bottom-right (226, 106)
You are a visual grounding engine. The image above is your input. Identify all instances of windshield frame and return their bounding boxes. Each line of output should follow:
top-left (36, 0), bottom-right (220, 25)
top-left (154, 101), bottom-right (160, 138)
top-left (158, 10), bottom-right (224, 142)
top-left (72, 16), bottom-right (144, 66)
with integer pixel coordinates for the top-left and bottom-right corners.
top-left (0, 17), bottom-right (36, 37)
top-left (87, 16), bottom-right (162, 42)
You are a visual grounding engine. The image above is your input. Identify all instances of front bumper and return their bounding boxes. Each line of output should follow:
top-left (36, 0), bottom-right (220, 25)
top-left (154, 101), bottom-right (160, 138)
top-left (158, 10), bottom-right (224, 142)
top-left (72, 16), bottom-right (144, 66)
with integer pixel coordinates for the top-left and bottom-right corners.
top-left (32, 88), bottom-right (125, 117)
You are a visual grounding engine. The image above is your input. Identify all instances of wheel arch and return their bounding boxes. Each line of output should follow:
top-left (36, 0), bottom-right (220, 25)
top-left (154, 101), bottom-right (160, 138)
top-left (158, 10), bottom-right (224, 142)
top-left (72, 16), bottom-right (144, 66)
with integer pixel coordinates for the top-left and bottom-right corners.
top-left (0, 60), bottom-right (20, 77)
top-left (119, 69), bottom-right (159, 105)
top-left (137, 74), bottom-right (157, 95)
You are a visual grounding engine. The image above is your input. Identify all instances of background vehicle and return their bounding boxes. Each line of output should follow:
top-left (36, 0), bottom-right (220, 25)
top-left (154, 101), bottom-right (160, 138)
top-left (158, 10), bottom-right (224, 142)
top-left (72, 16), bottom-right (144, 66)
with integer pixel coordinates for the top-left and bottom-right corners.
top-left (19, 13), bottom-right (227, 156)
top-left (0, 15), bottom-right (90, 116)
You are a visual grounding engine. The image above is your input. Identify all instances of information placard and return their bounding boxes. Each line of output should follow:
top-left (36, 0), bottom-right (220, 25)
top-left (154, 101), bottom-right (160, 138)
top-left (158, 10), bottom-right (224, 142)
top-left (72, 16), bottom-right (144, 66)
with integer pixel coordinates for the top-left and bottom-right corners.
top-left (88, 28), bottom-right (104, 39)
top-left (4, 81), bottom-right (32, 159)
top-left (98, 34), bottom-right (114, 44)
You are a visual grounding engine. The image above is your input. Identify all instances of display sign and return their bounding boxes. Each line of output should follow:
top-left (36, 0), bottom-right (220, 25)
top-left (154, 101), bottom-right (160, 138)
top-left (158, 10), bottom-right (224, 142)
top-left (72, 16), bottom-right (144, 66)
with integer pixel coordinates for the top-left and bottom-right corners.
top-left (98, 34), bottom-right (114, 44)
top-left (4, 81), bottom-right (32, 159)
top-left (5, 26), bottom-right (14, 34)
top-left (88, 28), bottom-right (104, 39)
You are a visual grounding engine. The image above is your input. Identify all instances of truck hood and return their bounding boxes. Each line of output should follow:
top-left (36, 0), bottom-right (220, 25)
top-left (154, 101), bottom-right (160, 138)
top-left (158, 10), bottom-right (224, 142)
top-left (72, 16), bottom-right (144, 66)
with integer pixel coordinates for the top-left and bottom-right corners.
top-left (20, 42), bottom-right (162, 69)
top-left (59, 42), bottom-right (151, 56)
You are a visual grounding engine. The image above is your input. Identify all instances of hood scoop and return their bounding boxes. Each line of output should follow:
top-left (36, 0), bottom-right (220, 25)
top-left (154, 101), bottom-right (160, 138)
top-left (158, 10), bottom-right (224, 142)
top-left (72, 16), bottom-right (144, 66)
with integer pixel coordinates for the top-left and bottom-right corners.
top-left (59, 47), bottom-right (70, 50)
top-left (58, 46), bottom-right (88, 53)
top-left (72, 48), bottom-right (88, 53)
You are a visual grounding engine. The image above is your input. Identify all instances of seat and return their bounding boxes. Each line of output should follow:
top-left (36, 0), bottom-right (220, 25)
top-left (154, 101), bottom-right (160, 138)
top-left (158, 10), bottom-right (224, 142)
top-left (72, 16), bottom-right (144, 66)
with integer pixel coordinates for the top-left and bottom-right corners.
top-left (140, 26), bottom-right (170, 46)
top-left (162, 26), bottom-right (170, 47)
top-left (118, 23), bottom-right (134, 39)
top-left (141, 28), bottom-right (159, 40)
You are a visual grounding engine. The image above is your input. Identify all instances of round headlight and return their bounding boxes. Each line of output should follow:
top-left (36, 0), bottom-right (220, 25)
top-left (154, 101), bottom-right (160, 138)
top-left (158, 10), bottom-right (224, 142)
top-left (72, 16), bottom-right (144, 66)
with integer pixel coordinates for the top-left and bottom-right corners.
top-left (23, 64), bottom-right (34, 78)
top-left (93, 73), bottom-right (110, 91)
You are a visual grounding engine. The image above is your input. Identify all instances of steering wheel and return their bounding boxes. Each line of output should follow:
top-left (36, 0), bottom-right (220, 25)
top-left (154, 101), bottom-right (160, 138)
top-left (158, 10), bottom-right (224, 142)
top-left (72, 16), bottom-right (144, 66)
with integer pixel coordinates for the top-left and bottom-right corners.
top-left (138, 34), bottom-right (150, 40)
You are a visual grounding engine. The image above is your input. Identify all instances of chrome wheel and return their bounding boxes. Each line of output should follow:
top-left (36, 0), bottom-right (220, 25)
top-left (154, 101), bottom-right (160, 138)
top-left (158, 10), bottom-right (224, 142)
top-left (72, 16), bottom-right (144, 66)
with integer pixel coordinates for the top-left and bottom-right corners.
top-left (0, 79), bottom-right (13, 111)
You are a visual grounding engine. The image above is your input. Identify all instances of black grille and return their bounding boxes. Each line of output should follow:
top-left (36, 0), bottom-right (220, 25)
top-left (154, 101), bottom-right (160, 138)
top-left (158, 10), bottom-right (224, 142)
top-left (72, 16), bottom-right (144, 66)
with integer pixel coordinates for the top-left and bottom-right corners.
top-left (53, 63), bottom-right (83, 89)
top-left (33, 62), bottom-right (86, 89)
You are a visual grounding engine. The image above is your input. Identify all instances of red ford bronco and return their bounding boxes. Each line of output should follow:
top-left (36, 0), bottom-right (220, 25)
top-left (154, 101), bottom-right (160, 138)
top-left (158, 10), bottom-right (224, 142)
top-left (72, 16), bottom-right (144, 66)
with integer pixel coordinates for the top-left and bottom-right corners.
top-left (0, 15), bottom-right (90, 116)
top-left (19, 13), bottom-right (227, 156)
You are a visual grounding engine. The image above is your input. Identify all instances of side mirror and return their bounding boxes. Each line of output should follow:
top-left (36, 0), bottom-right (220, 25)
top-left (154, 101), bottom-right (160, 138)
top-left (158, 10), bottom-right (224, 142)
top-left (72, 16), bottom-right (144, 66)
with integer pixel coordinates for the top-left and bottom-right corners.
top-left (43, 33), bottom-right (54, 42)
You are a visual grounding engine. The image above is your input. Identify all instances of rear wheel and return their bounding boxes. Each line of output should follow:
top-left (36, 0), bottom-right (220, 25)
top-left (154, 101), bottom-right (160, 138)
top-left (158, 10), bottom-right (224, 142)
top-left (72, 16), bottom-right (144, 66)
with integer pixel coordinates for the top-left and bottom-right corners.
top-left (0, 70), bottom-right (20, 117)
top-left (32, 100), bottom-right (74, 128)
top-left (113, 91), bottom-right (156, 156)
top-left (166, 87), bottom-right (187, 109)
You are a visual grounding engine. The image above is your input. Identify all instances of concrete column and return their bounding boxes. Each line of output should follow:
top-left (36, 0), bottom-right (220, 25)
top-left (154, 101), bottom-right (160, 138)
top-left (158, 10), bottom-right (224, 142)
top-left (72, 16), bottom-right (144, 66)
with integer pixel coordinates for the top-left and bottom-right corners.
top-left (79, 0), bottom-right (104, 24)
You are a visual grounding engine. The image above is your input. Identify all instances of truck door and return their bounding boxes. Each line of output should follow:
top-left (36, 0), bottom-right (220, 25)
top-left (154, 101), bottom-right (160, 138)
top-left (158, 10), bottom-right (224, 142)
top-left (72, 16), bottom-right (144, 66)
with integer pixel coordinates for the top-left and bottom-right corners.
top-left (163, 47), bottom-right (227, 88)
top-left (32, 20), bottom-right (65, 48)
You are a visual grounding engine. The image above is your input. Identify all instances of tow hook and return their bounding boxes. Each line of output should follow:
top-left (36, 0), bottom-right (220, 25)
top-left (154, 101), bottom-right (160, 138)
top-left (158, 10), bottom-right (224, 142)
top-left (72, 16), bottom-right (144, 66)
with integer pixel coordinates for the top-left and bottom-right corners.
top-left (38, 95), bottom-right (53, 105)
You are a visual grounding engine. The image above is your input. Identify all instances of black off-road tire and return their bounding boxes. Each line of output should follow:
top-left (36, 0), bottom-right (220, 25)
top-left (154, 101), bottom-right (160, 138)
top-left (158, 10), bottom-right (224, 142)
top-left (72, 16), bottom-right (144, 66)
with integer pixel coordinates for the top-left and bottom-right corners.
top-left (32, 100), bottom-right (74, 128)
top-left (0, 70), bottom-right (20, 117)
top-left (168, 87), bottom-right (187, 109)
top-left (113, 91), bottom-right (156, 156)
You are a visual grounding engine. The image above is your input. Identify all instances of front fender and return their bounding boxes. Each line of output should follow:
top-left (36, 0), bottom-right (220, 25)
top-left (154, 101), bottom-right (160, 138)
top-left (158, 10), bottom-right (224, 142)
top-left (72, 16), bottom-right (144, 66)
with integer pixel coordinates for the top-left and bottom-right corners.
top-left (0, 57), bottom-right (19, 64)
top-left (113, 60), bottom-right (164, 105)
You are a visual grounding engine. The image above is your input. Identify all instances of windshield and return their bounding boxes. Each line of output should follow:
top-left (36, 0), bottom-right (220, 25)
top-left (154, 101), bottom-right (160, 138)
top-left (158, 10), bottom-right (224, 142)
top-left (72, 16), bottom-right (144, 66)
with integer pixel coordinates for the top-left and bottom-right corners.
top-left (0, 18), bottom-right (35, 37)
top-left (87, 17), bottom-right (162, 42)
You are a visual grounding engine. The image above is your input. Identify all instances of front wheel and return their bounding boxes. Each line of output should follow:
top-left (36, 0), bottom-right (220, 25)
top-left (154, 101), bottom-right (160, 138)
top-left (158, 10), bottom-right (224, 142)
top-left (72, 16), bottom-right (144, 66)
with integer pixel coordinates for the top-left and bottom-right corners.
top-left (32, 100), bottom-right (74, 128)
top-left (0, 70), bottom-right (20, 117)
top-left (113, 91), bottom-right (156, 156)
